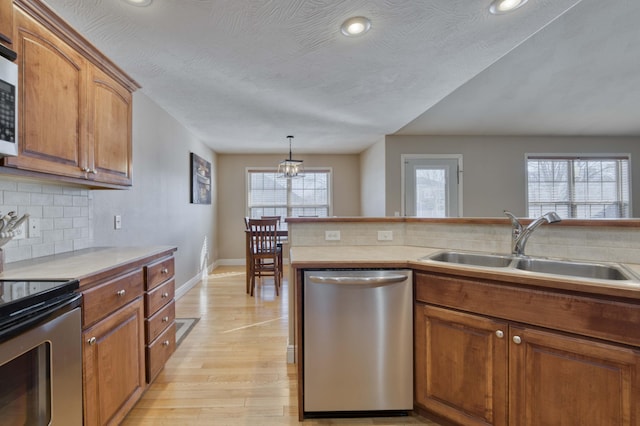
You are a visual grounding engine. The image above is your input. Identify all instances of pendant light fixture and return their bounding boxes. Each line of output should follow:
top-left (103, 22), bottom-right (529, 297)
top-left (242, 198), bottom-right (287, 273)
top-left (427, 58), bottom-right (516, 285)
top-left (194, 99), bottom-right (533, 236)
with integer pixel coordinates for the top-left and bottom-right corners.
top-left (489, 0), bottom-right (528, 14)
top-left (277, 135), bottom-right (304, 178)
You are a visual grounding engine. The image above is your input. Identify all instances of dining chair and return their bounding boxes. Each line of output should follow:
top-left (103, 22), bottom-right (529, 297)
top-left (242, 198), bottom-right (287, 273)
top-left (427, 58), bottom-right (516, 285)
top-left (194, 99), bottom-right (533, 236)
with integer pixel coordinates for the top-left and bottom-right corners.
top-left (261, 215), bottom-right (284, 277)
top-left (247, 218), bottom-right (281, 296)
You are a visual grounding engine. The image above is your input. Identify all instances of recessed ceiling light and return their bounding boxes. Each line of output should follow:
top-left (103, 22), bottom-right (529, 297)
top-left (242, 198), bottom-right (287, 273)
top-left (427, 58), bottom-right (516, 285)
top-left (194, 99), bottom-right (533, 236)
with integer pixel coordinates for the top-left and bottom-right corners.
top-left (489, 0), bottom-right (528, 14)
top-left (340, 16), bottom-right (371, 37)
top-left (122, 0), bottom-right (152, 6)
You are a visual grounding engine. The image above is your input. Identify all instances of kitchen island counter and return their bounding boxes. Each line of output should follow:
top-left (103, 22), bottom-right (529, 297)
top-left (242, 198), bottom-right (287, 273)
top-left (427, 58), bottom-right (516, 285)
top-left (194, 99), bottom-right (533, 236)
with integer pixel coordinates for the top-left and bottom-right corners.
top-left (290, 245), bottom-right (640, 300)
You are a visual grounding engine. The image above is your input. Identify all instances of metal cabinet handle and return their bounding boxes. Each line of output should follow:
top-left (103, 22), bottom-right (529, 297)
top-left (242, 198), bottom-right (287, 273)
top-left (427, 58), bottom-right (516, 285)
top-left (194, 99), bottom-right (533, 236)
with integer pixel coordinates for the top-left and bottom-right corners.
top-left (512, 335), bottom-right (522, 345)
top-left (162, 316), bottom-right (169, 322)
top-left (161, 268), bottom-right (169, 274)
top-left (90, 169), bottom-right (97, 174)
top-left (495, 330), bottom-right (504, 339)
top-left (162, 340), bottom-right (170, 347)
top-left (116, 289), bottom-right (126, 297)
top-left (87, 337), bottom-right (97, 346)
top-left (162, 292), bottom-right (169, 298)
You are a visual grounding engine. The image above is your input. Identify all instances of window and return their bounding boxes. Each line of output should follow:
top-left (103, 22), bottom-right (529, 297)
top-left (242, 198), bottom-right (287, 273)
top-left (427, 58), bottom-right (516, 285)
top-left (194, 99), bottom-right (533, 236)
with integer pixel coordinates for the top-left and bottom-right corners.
top-left (526, 155), bottom-right (631, 218)
top-left (247, 169), bottom-right (331, 225)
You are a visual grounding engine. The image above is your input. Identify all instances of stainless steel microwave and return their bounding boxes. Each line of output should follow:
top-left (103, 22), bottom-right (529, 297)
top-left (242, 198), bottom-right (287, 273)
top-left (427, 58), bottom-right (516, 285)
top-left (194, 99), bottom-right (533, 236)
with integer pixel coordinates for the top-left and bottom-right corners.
top-left (0, 50), bottom-right (17, 157)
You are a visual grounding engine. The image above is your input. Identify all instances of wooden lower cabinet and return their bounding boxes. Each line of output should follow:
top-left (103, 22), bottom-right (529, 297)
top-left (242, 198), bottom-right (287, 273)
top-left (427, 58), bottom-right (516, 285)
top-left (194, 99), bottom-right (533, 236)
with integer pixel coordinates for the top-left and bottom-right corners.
top-left (415, 304), bottom-right (508, 426)
top-left (509, 325), bottom-right (640, 426)
top-left (143, 255), bottom-right (176, 382)
top-left (82, 298), bottom-right (145, 426)
top-left (79, 248), bottom-right (176, 425)
top-left (415, 303), bottom-right (640, 426)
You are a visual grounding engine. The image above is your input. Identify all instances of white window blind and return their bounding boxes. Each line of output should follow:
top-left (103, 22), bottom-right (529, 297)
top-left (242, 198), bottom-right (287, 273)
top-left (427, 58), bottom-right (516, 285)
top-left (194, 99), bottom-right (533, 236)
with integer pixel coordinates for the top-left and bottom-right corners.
top-left (526, 155), bottom-right (630, 218)
top-left (247, 169), bottom-right (331, 225)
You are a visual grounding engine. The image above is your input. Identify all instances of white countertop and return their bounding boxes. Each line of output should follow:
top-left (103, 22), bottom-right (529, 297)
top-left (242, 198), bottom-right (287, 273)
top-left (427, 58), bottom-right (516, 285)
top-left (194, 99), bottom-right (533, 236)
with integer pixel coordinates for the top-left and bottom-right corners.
top-left (0, 246), bottom-right (176, 281)
top-left (290, 245), bottom-right (640, 300)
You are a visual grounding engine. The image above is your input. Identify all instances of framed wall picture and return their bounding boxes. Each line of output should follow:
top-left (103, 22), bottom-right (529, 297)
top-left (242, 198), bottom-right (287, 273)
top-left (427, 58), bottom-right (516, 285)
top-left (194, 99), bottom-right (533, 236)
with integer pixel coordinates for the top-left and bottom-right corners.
top-left (190, 153), bottom-right (211, 204)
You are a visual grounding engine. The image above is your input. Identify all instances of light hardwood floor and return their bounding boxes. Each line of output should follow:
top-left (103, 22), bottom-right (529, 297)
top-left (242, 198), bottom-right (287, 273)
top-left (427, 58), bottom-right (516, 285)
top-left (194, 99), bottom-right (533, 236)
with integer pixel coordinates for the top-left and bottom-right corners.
top-left (122, 266), bottom-right (438, 426)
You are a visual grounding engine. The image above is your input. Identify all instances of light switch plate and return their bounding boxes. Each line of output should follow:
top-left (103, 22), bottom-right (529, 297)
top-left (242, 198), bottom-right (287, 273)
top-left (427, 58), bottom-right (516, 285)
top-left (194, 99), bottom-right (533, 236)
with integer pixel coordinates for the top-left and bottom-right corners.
top-left (114, 215), bottom-right (122, 230)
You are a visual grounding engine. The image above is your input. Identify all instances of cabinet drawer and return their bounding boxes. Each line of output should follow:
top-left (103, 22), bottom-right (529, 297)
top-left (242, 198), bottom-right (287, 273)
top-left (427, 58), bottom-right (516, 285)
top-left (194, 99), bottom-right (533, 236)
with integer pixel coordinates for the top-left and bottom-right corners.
top-left (145, 300), bottom-right (175, 343)
top-left (82, 269), bottom-right (144, 327)
top-left (145, 278), bottom-right (174, 315)
top-left (145, 257), bottom-right (175, 290)
top-left (146, 322), bottom-right (176, 383)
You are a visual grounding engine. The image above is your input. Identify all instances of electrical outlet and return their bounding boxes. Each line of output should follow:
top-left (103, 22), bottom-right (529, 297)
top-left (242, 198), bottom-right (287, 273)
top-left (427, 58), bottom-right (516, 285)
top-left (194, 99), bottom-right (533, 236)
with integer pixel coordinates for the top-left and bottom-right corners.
top-left (325, 230), bottom-right (341, 241)
top-left (12, 222), bottom-right (26, 240)
top-left (114, 215), bottom-right (122, 230)
top-left (377, 230), bottom-right (393, 241)
top-left (29, 217), bottom-right (41, 238)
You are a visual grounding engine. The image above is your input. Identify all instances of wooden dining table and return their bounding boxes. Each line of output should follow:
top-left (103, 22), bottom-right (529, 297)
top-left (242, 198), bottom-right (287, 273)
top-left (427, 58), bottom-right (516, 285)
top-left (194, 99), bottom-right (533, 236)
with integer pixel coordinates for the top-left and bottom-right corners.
top-left (245, 229), bottom-right (288, 293)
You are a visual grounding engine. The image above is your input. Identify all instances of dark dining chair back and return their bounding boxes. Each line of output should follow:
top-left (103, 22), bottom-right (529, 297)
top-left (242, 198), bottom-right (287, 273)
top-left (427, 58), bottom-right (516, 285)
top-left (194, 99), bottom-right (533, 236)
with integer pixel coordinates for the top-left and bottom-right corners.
top-left (247, 218), bottom-right (281, 296)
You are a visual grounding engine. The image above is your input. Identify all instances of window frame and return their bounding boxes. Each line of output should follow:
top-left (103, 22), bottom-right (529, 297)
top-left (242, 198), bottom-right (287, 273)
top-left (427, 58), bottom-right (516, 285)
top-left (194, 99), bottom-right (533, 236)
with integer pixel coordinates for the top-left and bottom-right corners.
top-left (525, 153), bottom-right (633, 219)
top-left (245, 167), bottom-right (333, 221)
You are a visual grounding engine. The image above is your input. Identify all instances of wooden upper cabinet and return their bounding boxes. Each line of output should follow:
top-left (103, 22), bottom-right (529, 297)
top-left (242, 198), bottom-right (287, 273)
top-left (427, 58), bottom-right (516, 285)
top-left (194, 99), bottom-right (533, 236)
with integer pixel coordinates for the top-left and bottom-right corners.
top-left (0, 0), bottom-right (12, 47)
top-left (87, 65), bottom-right (132, 186)
top-left (4, 7), bottom-right (88, 179)
top-left (2, 0), bottom-right (139, 188)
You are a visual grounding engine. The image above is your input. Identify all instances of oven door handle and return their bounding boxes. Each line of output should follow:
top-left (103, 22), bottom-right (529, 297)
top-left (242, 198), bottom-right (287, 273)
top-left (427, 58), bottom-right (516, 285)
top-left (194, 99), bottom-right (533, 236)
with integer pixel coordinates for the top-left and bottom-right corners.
top-left (0, 293), bottom-right (82, 344)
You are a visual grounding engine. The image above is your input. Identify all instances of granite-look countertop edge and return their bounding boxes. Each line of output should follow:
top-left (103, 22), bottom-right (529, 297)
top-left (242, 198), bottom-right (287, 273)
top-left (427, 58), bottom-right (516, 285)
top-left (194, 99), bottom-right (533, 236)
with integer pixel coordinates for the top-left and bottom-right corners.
top-left (0, 246), bottom-right (177, 280)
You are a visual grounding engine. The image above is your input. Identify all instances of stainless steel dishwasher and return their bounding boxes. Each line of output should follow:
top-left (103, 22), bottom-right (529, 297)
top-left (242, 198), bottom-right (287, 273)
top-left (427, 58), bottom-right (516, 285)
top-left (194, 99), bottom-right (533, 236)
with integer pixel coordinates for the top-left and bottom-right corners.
top-left (303, 269), bottom-right (413, 416)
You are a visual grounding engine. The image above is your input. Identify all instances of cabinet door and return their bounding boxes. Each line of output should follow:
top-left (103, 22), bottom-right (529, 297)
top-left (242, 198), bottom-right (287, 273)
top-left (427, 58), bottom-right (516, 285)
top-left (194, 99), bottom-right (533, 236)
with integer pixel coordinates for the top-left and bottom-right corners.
top-left (415, 304), bottom-right (508, 426)
top-left (510, 325), bottom-right (640, 426)
top-left (83, 298), bottom-right (145, 426)
top-left (87, 65), bottom-right (132, 185)
top-left (0, 0), bottom-right (12, 46)
top-left (4, 8), bottom-right (89, 178)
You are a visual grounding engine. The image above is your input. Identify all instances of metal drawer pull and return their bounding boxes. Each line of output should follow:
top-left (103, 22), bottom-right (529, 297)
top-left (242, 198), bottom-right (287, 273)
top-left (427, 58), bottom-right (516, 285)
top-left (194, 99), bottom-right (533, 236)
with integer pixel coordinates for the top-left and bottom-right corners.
top-left (87, 337), bottom-right (97, 346)
top-left (162, 340), bottom-right (170, 347)
top-left (162, 292), bottom-right (169, 298)
top-left (162, 316), bottom-right (169, 322)
top-left (161, 268), bottom-right (169, 274)
top-left (513, 335), bottom-right (522, 345)
top-left (116, 289), bottom-right (126, 297)
top-left (495, 330), bottom-right (504, 339)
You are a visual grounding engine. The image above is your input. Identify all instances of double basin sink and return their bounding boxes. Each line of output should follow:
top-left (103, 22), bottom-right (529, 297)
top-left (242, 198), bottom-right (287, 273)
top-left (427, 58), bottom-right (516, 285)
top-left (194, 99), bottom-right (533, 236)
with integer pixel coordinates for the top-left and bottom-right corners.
top-left (423, 250), bottom-right (638, 282)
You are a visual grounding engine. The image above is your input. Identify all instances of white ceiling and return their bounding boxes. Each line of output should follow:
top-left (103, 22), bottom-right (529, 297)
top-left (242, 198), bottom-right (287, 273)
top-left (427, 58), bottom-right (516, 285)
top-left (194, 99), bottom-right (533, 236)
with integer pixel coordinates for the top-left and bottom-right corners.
top-left (40, 0), bottom-right (639, 154)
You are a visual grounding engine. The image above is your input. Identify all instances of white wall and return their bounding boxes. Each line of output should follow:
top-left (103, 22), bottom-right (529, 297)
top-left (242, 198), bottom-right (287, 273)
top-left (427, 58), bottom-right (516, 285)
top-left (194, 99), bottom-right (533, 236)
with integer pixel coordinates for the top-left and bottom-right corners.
top-left (360, 138), bottom-right (386, 217)
top-left (92, 92), bottom-right (217, 291)
top-left (385, 135), bottom-right (640, 217)
top-left (217, 153), bottom-right (361, 262)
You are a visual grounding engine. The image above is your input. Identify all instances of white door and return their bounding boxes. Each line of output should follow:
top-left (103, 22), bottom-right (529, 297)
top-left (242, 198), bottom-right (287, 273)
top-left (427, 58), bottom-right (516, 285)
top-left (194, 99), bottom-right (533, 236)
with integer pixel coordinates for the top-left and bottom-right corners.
top-left (403, 156), bottom-right (462, 217)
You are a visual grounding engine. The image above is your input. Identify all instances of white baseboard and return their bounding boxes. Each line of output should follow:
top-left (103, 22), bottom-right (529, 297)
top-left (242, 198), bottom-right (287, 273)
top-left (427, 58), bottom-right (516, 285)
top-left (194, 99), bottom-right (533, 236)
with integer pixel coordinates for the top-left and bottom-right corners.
top-left (175, 261), bottom-right (216, 300)
top-left (287, 344), bottom-right (296, 364)
top-left (216, 258), bottom-right (245, 266)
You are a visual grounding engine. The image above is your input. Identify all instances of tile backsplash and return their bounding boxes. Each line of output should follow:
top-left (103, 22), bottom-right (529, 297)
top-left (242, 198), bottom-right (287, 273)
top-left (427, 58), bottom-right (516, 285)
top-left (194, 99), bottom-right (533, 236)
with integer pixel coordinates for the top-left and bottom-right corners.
top-left (0, 177), bottom-right (93, 263)
top-left (289, 220), bottom-right (640, 265)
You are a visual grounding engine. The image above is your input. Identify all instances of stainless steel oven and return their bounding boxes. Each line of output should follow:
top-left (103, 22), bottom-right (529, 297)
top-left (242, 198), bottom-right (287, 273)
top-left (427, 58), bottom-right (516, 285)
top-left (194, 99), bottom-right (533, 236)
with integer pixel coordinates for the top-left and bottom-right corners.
top-left (0, 279), bottom-right (82, 425)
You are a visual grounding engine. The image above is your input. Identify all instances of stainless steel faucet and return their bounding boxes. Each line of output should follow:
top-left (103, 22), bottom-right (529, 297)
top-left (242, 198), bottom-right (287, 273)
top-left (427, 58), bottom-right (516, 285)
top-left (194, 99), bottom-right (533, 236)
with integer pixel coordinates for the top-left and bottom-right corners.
top-left (504, 210), bottom-right (562, 256)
